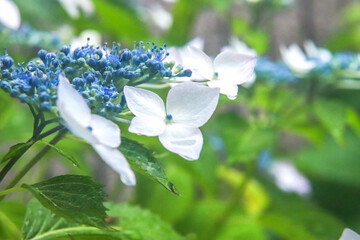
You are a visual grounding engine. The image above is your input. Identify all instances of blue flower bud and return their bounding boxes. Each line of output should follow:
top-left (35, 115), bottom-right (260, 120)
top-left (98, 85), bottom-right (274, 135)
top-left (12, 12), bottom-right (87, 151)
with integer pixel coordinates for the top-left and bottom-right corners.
top-left (72, 77), bottom-right (85, 88)
top-left (1, 56), bottom-right (14, 69)
top-left (86, 58), bottom-right (97, 68)
top-left (61, 56), bottom-right (71, 65)
top-left (10, 88), bottom-right (20, 97)
top-left (19, 93), bottom-right (30, 103)
top-left (39, 91), bottom-right (50, 102)
top-left (38, 49), bottom-right (48, 63)
top-left (120, 50), bottom-right (132, 62)
top-left (60, 45), bottom-right (70, 55)
top-left (40, 101), bottom-right (52, 111)
top-left (0, 80), bottom-right (11, 92)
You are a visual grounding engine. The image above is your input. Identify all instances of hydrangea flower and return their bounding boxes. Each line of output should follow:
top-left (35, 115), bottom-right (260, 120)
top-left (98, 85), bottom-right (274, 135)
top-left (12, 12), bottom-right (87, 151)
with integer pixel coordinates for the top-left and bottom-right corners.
top-left (0, 42), bottom-right (190, 116)
top-left (280, 44), bottom-right (317, 75)
top-left (57, 75), bottom-right (136, 186)
top-left (188, 46), bottom-right (256, 99)
top-left (339, 228), bottom-right (360, 240)
top-left (124, 82), bottom-right (220, 160)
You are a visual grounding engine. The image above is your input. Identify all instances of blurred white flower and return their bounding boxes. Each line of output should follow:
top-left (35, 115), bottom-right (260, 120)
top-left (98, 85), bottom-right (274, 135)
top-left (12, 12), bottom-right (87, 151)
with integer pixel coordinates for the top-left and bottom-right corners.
top-left (0, 0), bottom-right (20, 30)
top-left (269, 161), bottom-right (311, 196)
top-left (141, 3), bottom-right (172, 30)
top-left (303, 40), bottom-right (332, 63)
top-left (280, 44), bottom-right (316, 75)
top-left (57, 75), bottom-right (136, 186)
top-left (339, 228), bottom-right (360, 240)
top-left (188, 46), bottom-right (256, 99)
top-left (221, 37), bottom-right (257, 56)
top-left (124, 82), bottom-right (219, 160)
top-left (59, 0), bottom-right (94, 18)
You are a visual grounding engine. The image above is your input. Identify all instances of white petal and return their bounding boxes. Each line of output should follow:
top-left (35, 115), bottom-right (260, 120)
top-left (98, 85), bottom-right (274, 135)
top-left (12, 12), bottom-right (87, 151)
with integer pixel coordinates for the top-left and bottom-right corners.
top-left (187, 46), bottom-right (214, 80)
top-left (124, 86), bottom-right (166, 119)
top-left (166, 47), bottom-right (183, 66)
top-left (280, 44), bottom-right (316, 74)
top-left (90, 114), bottom-right (121, 148)
top-left (92, 144), bottom-right (136, 186)
top-left (207, 81), bottom-right (238, 100)
top-left (159, 124), bottom-right (203, 160)
top-left (129, 116), bottom-right (166, 136)
top-left (187, 37), bottom-right (204, 50)
top-left (214, 51), bottom-right (256, 85)
top-left (340, 228), bottom-right (360, 240)
top-left (57, 75), bottom-right (95, 142)
top-left (166, 82), bottom-right (219, 127)
top-left (0, 0), bottom-right (20, 30)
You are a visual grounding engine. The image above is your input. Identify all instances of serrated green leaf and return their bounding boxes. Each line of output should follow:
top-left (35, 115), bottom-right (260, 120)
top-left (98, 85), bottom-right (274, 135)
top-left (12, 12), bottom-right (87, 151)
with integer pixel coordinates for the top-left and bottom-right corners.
top-left (120, 137), bottom-right (179, 195)
top-left (106, 202), bottom-right (182, 240)
top-left (22, 199), bottom-right (128, 240)
top-left (22, 175), bottom-right (110, 230)
top-left (1, 141), bottom-right (33, 163)
top-left (40, 141), bottom-right (80, 168)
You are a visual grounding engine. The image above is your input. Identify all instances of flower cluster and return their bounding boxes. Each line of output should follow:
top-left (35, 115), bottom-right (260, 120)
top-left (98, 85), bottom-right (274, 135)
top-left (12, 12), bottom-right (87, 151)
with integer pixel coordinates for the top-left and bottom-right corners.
top-left (0, 42), bottom-right (191, 116)
top-left (255, 57), bottom-right (297, 83)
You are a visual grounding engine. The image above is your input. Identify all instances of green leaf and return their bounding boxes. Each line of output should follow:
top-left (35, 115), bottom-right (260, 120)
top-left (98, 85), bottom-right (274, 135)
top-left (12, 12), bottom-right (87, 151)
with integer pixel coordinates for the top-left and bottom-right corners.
top-left (22, 175), bottom-right (110, 230)
top-left (120, 137), bottom-right (179, 195)
top-left (313, 99), bottom-right (347, 144)
top-left (0, 201), bottom-right (26, 240)
top-left (1, 141), bottom-right (33, 163)
top-left (295, 132), bottom-right (360, 186)
top-left (40, 141), bottom-right (80, 168)
top-left (22, 199), bottom-right (128, 240)
top-left (106, 202), bottom-right (182, 240)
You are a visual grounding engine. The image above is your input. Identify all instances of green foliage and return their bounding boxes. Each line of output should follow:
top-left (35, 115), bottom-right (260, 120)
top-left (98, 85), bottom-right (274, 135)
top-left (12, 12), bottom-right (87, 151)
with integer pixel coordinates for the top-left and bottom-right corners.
top-left (295, 132), bottom-right (360, 186)
top-left (0, 201), bottom-right (26, 240)
top-left (106, 202), bottom-right (182, 240)
top-left (313, 99), bottom-right (347, 144)
top-left (22, 175), bottom-right (110, 230)
top-left (120, 137), bottom-right (178, 195)
top-left (261, 182), bottom-right (346, 240)
top-left (232, 19), bottom-right (269, 54)
top-left (40, 141), bottom-right (80, 168)
top-left (22, 199), bottom-right (126, 240)
top-left (167, 0), bottom-right (204, 45)
top-left (1, 141), bottom-right (33, 163)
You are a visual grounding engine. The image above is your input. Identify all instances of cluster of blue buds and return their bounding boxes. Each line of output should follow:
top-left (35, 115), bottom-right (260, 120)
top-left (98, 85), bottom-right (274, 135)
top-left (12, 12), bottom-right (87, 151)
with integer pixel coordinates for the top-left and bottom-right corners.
top-left (0, 41), bottom-right (192, 116)
top-left (255, 57), bottom-right (297, 83)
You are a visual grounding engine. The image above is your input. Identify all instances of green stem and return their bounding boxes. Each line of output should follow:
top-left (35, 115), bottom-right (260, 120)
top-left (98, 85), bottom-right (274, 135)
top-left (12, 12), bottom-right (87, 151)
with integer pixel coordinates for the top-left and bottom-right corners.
top-left (202, 162), bottom-right (256, 240)
top-left (0, 129), bottom-right (67, 201)
top-left (0, 186), bottom-right (24, 197)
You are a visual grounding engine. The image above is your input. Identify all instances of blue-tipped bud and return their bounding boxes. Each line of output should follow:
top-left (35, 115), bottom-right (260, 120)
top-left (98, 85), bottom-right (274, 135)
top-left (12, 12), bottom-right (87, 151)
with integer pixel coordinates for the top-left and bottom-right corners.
top-left (39, 91), bottom-right (50, 102)
top-left (40, 101), bottom-right (52, 111)
top-left (38, 49), bottom-right (48, 63)
top-left (1, 56), bottom-right (14, 69)
top-left (0, 80), bottom-right (11, 92)
top-left (60, 45), bottom-right (70, 55)
top-left (120, 50), bottom-right (132, 62)
top-left (19, 93), bottom-right (30, 103)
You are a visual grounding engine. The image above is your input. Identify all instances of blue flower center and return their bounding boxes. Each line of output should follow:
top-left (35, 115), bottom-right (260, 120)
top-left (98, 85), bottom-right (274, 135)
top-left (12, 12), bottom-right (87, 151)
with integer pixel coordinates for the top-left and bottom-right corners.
top-left (213, 72), bottom-right (219, 80)
top-left (165, 114), bottom-right (173, 121)
top-left (87, 126), bottom-right (93, 131)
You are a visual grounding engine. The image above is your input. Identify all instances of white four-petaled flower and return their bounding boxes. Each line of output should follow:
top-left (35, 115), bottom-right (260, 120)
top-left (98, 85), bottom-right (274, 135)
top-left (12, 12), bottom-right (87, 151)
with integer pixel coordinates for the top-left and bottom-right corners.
top-left (124, 82), bottom-right (220, 160)
top-left (188, 46), bottom-right (256, 99)
top-left (57, 75), bottom-right (136, 186)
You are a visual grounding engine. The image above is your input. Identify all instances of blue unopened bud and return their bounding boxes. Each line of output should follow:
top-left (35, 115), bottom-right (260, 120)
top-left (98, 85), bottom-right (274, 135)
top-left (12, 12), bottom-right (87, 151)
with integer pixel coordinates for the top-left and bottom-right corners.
top-left (72, 77), bottom-right (85, 87)
top-left (76, 58), bottom-right (86, 67)
top-left (46, 53), bottom-right (57, 62)
top-left (180, 69), bottom-right (192, 77)
top-left (121, 50), bottom-right (132, 62)
top-left (40, 101), bottom-right (52, 111)
top-left (60, 45), bottom-right (70, 55)
top-left (39, 91), bottom-right (50, 102)
top-left (61, 56), bottom-right (71, 65)
top-left (38, 49), bottom-right (48, 63)
top-left (27, 62), bottom-right (37, 71)
top-left (10, 88), bottom-right (20, 97)
top-left (0, 80), bottom-right (11, 92)
top-left (86, 58), bottom-right (97, 68)
top-left (94, 49), bottom-right (103, 59)
top-left (1, 69), bottom-right (11, 78)
top-left (19, 93), bottom-right (30, 103)
top-left (86, 74), bottom-right (95, 83)
top-left (1, 56), bottom-right (14, 69)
